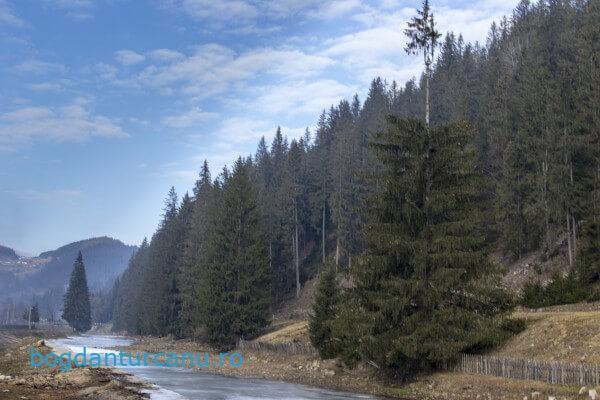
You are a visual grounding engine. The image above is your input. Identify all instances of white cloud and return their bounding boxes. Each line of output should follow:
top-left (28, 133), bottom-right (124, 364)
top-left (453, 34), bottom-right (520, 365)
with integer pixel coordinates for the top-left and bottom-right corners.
top-left (134, 45), bottom-right (333, 97)
top-left (253, 79), bottom-right (354, 116)
top-left (90, 63), bottom-right (119, 80)
top-left (306, 0), bottom-right (362, 20)
top-left (161, 107), bottom-right (217, 128)
top-left (211, 117), bottom-right (276, 144)
top-left (0, 0), bottom-right (25, 27)
top-left (147, 49), bottom-right (184, 62)
top-left (13, 60), bottom-right (65, 75)
top-left (162, 0), bottom-right (356, 27)
top-left (114, 50), bottom-right (146, 66)
top-left (321, 0), bottom-right (518, 84)
top-left (0, 100), bottom-right (128, 149)
top-left (43, 0), bottom-right (95, 19)
top-left (167, 0), bottom-right (258, 22)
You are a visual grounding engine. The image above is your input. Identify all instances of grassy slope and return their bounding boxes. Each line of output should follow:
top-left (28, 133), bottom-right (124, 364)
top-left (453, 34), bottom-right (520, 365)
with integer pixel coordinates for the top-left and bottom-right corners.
top-left (493, 310), bottom-right (600, 364)
top-left (255, 304), bottom-right (600, 399)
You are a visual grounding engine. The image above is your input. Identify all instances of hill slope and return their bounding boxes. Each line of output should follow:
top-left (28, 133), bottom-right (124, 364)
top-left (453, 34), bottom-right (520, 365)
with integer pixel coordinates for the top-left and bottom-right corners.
top-left (0, 245), bottom-right (18, 261)
top-left (0, 237), bottom-right (136, 301)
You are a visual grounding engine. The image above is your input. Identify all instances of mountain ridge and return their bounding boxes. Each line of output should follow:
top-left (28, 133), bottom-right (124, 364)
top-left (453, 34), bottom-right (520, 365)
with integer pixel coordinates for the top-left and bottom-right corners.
top-left (0, 236), bottom-right (137, 302)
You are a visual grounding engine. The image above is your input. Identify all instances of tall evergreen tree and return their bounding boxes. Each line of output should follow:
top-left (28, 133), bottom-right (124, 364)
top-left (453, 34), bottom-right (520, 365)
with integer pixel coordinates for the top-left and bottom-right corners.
top-left (202, 159), bottom-right (271, 348)
top-left (62, 251), bottom-right (92, 333)
top-left (353, 118), bottom-right (511, 376)
top-left (178, 161), bottom-right (213, 337)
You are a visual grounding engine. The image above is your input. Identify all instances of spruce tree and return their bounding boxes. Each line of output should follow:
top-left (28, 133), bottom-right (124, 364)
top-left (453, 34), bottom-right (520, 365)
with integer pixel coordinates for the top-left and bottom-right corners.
top-left (309, 262), bottom-right (339, 359)
top-left (353, 118), bottom-right (511, 377)
top-left (62, 251), bottom-right (92, 333)
top-left (202, 158), bottom-right (271, 348)
top-left (112, 238), bottom-right (149, 333)
top-left (178, 161), bottom-right (213, 337)
top-left (138, 187), bottom-right (188, 336)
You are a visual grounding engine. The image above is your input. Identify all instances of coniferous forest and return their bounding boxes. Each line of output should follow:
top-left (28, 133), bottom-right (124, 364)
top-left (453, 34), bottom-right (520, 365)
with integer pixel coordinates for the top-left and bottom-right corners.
top-left (112, 0), bottom-right (600, 376)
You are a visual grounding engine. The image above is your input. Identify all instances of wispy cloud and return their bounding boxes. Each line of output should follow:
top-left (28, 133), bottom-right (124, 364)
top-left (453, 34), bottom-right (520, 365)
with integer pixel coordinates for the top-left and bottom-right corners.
top-left (305, 0), bottom-right (362, 20)
top-left (0, 99), bottom-right (128, 149)
top-left (0, 0), bottom-right (25, 27)
top-left (147, 49), bottom-right (184, 62)
top-left (169, 0), bottom-right (258, 22)
top-left (43, 0), bottom-right (95, 20)
top-left (161, 107), bottom-right (217, 128)
top-left (123, 45), bottom-right (334, 97)
top-left (115, 50), bottom-right (146, 66)
top-left (13, 60), bottom-right (65, 75)
top-left (251, 79), bottom-right (354, 116)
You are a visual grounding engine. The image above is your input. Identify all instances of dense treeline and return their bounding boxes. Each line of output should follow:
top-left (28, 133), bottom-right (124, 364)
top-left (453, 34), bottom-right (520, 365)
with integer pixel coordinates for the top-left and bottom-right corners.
top-left (113, 0), bottom-right (599, 349)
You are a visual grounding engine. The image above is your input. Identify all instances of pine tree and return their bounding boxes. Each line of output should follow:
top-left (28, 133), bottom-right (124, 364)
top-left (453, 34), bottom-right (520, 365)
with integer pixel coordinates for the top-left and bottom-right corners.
top-left (307, 111), bottom-right (335, 265)
top-left (62, 251), bottom-right (92, 333)
top-left (353, 118), bottom-right (511, 377)
top-left (329, 100), bottom-right (363, 269)
top-left (202, 159), bottom-right (271, 348)
top-left (112, 238), bottom-right (149, 333)
top-left (138, 187), bottom-right (188, 336)
top-left (178, 161), bottom-right (213, 337)
top-left (309, 262), bottom-right (339, 359)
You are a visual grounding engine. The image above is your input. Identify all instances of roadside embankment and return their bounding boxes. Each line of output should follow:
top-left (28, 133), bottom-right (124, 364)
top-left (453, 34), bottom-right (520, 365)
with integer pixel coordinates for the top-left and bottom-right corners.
top-left (0, 331), bottom-right (147, 399)
top-left (120, 305), bottom-right (600, 399)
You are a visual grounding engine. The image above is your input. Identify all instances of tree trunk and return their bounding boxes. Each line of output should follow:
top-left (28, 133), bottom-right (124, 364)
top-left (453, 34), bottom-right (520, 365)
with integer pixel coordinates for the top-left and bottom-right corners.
top-left (569, 162), bottom-right (577, 262)
top-left (572, 215), bottom-right (577, 261)
top-left (28, 306), bottom-right (32, 330)
top-left (322, 205), bottom-right (326, 264)
top-left (335, 237), bottom-right (340, 272)
top-left (425, 63), bottom-right (430, 127)
top-left (566, 211), bottom-right (573, 268)
top-left (542, 149), bottom-right (550, 249)
top-left (295, 204), bottom-right (300, 299)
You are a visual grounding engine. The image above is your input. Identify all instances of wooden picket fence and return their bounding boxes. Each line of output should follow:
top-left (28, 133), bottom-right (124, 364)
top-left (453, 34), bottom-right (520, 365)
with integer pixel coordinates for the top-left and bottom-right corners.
top-left (442, 353), bottom-right (600, 386)
top-left (237, 339), bottom-right (600, 386)
top-left (237, 338), bottom-right (317, 355)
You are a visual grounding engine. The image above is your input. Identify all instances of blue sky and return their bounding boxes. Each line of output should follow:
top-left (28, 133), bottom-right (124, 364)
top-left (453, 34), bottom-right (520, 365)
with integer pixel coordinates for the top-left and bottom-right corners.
top-left (0, 0), bottom-right (518, 255)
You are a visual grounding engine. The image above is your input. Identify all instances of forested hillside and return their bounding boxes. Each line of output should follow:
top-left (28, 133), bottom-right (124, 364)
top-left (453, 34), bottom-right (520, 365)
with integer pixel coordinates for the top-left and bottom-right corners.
top-left (0, 237), bottom-right (136, 324)
top-left (113, 0), bottom-right (599, 349)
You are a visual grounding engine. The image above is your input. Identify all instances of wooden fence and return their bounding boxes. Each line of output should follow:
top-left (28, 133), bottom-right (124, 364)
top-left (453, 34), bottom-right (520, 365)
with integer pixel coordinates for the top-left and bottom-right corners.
top-left (236, 339), bottom-right (600, 386)
top-left (237, 339), bottom-right (317, 355)
top-left (442, 353), bottom-right (600, 386)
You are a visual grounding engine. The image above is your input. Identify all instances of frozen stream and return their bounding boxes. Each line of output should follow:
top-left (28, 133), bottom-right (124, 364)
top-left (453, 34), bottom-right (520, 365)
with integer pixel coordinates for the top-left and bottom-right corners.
top-left (48, 335), bottom-right (379, 400)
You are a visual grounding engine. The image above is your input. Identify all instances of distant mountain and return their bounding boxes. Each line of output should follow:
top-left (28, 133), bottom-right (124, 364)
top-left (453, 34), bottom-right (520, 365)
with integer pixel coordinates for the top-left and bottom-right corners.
top-left (0, 236), bottom-right (137, 301)
top-left (35, 236), bottom-right (137, 289)
top-left (0, 245), bottom-right (19, 261)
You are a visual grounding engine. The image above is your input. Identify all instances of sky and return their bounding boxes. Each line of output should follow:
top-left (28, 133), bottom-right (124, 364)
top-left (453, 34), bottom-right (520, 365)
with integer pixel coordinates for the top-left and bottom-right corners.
top-left (0, 0), bottom-right (519, 255)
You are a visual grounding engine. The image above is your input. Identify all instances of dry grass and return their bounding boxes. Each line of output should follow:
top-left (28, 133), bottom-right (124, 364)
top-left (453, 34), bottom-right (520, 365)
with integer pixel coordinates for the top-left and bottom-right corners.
top-left (244, 305), bottom-right (600, 398)
top-left (492, 310), bottom-right (600, 364)
top-left (404, 372), bottom-right (583, 400)
top-left (257, 320), bottom-right (310, 344)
